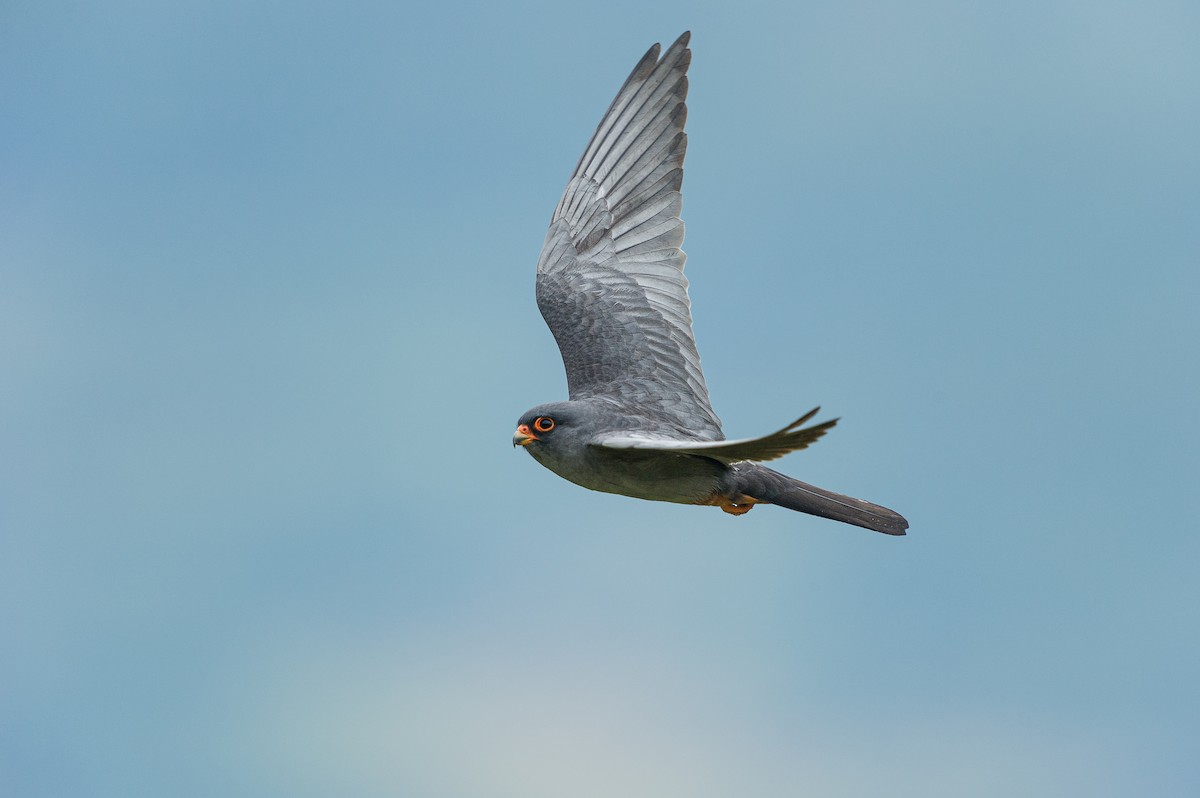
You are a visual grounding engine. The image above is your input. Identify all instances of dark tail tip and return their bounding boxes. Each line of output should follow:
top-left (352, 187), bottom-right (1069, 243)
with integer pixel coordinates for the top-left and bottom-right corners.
top-left (734, 465), bottom-right (909, 535)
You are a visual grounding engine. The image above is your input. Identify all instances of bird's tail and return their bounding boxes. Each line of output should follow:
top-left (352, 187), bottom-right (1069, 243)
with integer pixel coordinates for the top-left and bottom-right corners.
top-left (728, 463), bottom-right (909, 535)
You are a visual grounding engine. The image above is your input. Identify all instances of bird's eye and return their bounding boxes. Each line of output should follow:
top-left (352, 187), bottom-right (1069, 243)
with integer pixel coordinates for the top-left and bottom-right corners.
top-left (534, 417), bottom-right (555, 433)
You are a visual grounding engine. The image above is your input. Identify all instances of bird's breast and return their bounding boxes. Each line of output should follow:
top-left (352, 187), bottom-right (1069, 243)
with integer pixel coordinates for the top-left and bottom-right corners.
top-left (528, 443), bottom-right (724, 505)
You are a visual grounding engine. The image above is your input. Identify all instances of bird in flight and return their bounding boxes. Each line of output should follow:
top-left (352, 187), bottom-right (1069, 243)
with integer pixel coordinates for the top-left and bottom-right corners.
top-left (514, 32), bottom-right (908, 535)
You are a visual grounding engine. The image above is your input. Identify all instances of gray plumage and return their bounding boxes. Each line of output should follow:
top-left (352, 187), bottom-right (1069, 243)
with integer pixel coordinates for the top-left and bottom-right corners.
top-left (515, 32), bottom-right (908, 536)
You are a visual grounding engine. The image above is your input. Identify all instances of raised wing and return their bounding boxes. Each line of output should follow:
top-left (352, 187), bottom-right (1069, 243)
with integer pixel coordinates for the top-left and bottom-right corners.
top-left (592, 408), bottom-right (839, 465)
top-left (535, 32), bottom-right (723, 440)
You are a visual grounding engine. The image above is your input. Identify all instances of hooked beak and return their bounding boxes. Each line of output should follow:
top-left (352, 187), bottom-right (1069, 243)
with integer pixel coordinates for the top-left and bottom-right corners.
top-left (513, 424), bottom-right (537, 447)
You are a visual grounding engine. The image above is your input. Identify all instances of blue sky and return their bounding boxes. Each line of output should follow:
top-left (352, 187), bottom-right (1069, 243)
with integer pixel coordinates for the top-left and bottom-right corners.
top-left (3, 1), bottom-right (1198, 795)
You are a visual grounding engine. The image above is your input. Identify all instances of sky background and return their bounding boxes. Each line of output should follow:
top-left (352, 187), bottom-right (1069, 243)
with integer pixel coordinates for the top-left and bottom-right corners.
top-left (3, 1), bottom-right (1198, 796)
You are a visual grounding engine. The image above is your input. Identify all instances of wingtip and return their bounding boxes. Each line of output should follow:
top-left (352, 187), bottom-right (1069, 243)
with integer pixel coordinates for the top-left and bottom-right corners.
top-left (639, 42), bottom-right (663, 66)
top-left (785, 407), bottom-right (822, 431)
top-left (670, 33), bottom-right (692, 70)
top-left (647, 31), bottom-right (689, 61)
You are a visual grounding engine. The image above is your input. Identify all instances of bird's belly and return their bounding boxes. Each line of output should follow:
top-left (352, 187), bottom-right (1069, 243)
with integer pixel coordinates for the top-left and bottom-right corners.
top-left (535, 447), bottom-right (724, 505)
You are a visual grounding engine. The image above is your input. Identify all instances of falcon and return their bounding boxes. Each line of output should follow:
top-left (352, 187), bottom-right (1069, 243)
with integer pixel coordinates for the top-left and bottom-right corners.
top-left (514, 32), bottom-right (908, 535)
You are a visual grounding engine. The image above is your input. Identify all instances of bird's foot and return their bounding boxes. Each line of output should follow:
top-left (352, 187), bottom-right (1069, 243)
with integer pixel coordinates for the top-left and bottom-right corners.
top-left (700, 492), bottom-right (760, 516)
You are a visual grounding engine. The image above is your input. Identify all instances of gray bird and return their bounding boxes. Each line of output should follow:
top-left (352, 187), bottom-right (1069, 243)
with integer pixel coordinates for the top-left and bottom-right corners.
top-left (514, 32), bottom-right (908, 535)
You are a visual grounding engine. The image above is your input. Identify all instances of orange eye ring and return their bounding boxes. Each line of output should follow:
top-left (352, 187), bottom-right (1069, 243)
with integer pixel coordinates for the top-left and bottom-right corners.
top-left (534, 417), bottom-right (555, 433)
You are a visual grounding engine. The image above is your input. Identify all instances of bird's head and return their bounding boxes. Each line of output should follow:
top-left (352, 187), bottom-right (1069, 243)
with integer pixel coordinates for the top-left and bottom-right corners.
top-left (511, 398), bottom-right (604, 453)
top-left (513, 401), bottom-right (577, 449)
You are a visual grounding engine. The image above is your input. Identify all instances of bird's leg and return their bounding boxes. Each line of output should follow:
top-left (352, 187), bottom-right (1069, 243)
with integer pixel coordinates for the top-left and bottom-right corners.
top-left (700, 492), bottom-right (761, 515)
